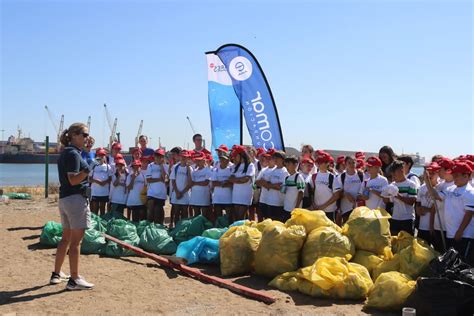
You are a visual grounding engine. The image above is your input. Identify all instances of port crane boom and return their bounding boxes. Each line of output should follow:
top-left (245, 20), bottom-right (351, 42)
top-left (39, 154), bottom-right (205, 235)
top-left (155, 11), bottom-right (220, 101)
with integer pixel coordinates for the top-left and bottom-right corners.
top-left (44, 105), bottom-right (64, 152)
top-left (103, 103), bottom-right (118, 150)
top-left (135, 120), bottom-right (143, 147)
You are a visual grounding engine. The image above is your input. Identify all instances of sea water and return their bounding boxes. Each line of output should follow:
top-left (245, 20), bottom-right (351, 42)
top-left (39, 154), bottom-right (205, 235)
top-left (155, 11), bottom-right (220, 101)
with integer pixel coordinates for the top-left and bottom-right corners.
top-left (0, 163), bottom-right (59, 186)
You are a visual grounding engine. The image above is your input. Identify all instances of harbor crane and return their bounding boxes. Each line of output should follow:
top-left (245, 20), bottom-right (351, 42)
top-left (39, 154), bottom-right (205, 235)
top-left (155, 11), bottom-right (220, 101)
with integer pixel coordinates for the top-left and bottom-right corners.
top-left (103, 104), bottom-right (118, 150)
top-left (44, 105), bottom-right (64, 152)
top-left (87, 116), bottom-right (91, 132)
top-left (186, 116), bottom-right (205, 148)
top-left (135, 120), bottom-right (143, 147)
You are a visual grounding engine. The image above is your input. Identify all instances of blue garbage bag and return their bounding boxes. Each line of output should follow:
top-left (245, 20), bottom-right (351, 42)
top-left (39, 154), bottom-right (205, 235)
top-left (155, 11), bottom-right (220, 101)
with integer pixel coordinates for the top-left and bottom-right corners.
top-left (175, 236), bottom-right (219, 265)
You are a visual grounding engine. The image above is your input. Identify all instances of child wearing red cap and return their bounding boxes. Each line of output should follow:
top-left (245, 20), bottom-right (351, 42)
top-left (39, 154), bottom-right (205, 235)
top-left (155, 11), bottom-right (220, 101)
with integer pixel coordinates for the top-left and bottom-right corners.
top-left (211, 152), bottom-right (233, 222)
top-left (283, 156), bottom-right (306, 220)
top-left (126, 160), bottom-right (146, 222)
top-left (335, 156), bottom-right (364, 223)
top-left (228, 146), bottom-right (256, 223)
top-left (384, 160), bottom-right (418, 235)
top-left (335, 156), bottom-right (346, 176)
top-left (358, 156), bottom-right (389, 210)
top-left (110, 159), bottom-right (128, 216)
top-left (415, 164), bottom-right (439, 245)
top-left (89, 148), bottom-right (113, 216)
top-left (145, 149), bottom-right (169, 224)
top-left (108, 142), bottom-right (122, 172)
top-left (427, 162), bottom-right (474, 263)
top-left (300, 157), bottom-right (314, 209)
top-left (190, 152), bottom-right (212, 218)
top-left (308, 153), bottom-right (342, 222)
top-left (170, 151), bottom-right (193, 225)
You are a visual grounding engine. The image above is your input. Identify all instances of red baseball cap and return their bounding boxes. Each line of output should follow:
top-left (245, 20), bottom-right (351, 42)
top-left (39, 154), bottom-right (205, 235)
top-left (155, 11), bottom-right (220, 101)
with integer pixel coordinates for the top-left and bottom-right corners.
top-left (301, 157), bottom-right (314, 165)
top-left (266, 148), bottom-right (276, 156)
top-left (215, 144), bottom-right (229, 153)
top-left (231, 145), bottom-right (246, 157)
top-left (366, 156), bottom-right (382, 167)
top-left (356, 158), bottom-right (365, 169)
top-left (154, 148), bottom-right (165, 156)
top-left (466, 154), bottom-right (474, 162)
top-left (95, 147), bottom-right (107, 156)
top-left (336, 155), bottom-right (345, 165)
top-left (131, 159), bottom-right (142, 167)
top-left (141, 155), bottom-right (152, 162)
top-left (425, 162), bottom-right (441, 172)
top-left (201, 148), bottom-right (211, 155)
top-left (111, 142), bottom-right (122, 150)
top-left (192, 151), bottom-right (206, 160)
top-left (180, 150), bottom-right (192, 158)
top-left (355, 151), bottom-right (365, 159)
top-left (439, 158), bottom-right (455, 173)
top-left (114, 153), bottom-right (124, 160)
top-left (115, 158), bottom-right (126, 166)
top-left (451, 162), bottom-right (473, 175)
top-left (256, 147), bottom-right (266, 157)
top-left (316, 153), bottom-right (332, 164)
top-left (131, 147), bottom-right (142, 154)
top-left (464, 160), bottom-right (474, 171)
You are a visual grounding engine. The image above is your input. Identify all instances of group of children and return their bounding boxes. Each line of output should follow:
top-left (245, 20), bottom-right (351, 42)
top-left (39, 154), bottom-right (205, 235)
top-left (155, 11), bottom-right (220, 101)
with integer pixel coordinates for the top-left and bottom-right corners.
top-left (82, 135), bottom-right (474, 264)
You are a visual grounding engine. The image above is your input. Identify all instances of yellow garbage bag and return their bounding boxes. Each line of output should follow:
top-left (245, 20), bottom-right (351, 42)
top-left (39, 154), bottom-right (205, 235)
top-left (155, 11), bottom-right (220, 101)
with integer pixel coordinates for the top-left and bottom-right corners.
top-left (372, 254), bottom-right (400, 281)
top-left (365, 271), bottom-right (416, 310)
top-left (245, 218), bottom-right (278, 233)
top-left (391, 231), bottom-right (430, 254)
top-left (254, 223), bottom-right (306, 278)
top-left (399, 239), bottom-right (437, 278)
top-left (351, 250), bottom-right (384, 278)
top-left (269, 257), bottom-right (373, 300)
top-left (285, 208), bottom-right (341, 234)
top-left (301, 226), bottom-right (355, 267)
top-left (219, 226), bottom-right (262, 276)
top-left (342, 207), bottom-right (392, 255)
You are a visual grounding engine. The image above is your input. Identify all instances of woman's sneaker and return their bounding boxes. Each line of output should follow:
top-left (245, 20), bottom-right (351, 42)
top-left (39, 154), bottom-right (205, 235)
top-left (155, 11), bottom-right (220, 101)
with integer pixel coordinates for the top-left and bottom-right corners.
top-left (50, 271), bottom-right (70, 285)
top-left (66, 276), bottom-right (94, 290)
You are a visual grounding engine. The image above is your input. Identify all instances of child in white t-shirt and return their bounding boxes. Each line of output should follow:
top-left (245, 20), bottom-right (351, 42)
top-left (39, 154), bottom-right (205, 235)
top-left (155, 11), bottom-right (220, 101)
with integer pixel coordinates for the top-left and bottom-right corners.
top-left (283, 156), bottom-right (305, 221)
top-left (335, 156), bottom-right (364, 223)
top-left (126, 160), bottom-right (147, 222)
top-left (211, 152), bottom-right (233, 222)
top-left (228, 146), bottom-right (256, 223)
top-left (358, 156), bottom-right (388, 210)
top-left (89, 148), bottom-right (113, 216)
top-left (265, 151), bottom-right (289, 221)
top-left (190, 152), bottom-right (212, 218)
top-left (308, 152), bottom-right (342, 222)
top-left (170, 150), bottom-right (193, 225)
top-left (255, 151), bottom-right (275, 220)
top-left (146, 149), bottom-right (168, 224)
top-left (416, 169), bottom-right (438, 245)
top-left (300, 156), bottom-right (314, 209)
top-left (110, 159), bottom-right (128, 216)
top-left (384, 160), bottom-right (418, 235)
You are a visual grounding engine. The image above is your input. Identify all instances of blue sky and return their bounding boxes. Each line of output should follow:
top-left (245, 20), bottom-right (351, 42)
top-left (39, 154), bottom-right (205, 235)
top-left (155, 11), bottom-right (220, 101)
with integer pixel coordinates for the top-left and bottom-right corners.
top-left (1, 0), bottom-right (472, 160)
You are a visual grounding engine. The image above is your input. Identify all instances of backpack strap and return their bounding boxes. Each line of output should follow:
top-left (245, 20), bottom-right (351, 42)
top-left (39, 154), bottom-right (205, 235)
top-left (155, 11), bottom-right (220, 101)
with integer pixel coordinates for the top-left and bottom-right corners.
top-left (341, 172), bottom-right (346, 187)
top-left (328, 173), bottom-right (334, 190)
top-left (357, 171), bottom-right (364, 183)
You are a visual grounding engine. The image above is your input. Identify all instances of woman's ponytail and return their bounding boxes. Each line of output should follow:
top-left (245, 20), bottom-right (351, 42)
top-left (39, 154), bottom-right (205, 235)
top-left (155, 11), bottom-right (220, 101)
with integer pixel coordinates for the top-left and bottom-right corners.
top-left (59, 129), bottom-right (70, 146)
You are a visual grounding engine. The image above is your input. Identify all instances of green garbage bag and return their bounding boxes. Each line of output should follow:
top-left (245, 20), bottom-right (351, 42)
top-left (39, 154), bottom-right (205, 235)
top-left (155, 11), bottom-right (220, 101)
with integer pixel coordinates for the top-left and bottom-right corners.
top-left (81, 229), bottom-right (106, 254)
top-left (101, 210), bottom-right (126, 223)
top-left (90, 213), bottom-right (106, 232)
top-left (40, 221), bottom-right (62, 247)
top-left (104, 219), bottom-right (140, 257)
top-left (134, 220), bottom-right (154, 237)
top-left (139, 225), bottom-right (177, 255)
top-left (202, 228), bottom-right (228, 240)
top-left (170, 215), bottom-right (214, 244)
top-left (215, 214), bottom-right (230, 228)
top-left (5, 192), bottom-right (32, 200)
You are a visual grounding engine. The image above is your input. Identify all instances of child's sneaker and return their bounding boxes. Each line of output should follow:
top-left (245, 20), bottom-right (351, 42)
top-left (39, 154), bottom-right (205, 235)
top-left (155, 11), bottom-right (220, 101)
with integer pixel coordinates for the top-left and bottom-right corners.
top-left (66, 276), bottom-right (94, 290)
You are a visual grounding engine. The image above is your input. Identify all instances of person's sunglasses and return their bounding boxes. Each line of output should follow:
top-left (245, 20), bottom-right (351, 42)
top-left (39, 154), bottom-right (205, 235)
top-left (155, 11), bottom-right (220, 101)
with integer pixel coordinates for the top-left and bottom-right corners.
top-left (82, 133), bottom-right (89, 138)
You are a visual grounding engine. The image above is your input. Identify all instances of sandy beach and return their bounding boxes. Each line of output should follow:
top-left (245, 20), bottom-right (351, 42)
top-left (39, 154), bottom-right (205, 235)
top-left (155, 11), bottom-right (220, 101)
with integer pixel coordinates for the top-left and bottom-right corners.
top-left (0, 196), bottom-right (396, 315)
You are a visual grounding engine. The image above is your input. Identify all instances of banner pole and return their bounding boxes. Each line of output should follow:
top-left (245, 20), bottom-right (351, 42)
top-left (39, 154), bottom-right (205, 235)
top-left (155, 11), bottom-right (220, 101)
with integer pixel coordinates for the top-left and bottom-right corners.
top-left (44, 136), bottom-right (49, 199)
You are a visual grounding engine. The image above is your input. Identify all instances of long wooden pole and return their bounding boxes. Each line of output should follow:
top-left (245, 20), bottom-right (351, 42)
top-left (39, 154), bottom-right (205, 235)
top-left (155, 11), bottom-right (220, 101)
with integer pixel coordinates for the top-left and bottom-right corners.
top-left (103, 234), bottom-right (276, 304)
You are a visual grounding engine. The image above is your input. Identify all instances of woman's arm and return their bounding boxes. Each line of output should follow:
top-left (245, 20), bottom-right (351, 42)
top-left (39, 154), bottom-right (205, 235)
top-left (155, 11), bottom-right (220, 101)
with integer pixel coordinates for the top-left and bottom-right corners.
top-left (67, 170), bottom-right (89, 186)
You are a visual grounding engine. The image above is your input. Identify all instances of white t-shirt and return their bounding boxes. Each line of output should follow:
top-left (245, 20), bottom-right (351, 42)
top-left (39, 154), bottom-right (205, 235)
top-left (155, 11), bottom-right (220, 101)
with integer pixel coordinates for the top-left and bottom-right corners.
top-left (170, 164), bottom-right (191, 205)
top-left (126, 172), bottom-right (146, 206)
top-left (391, 179), bottom-right (418, 221)
top-left (211, 165), bottom-right (233, 204)
top-left (301, 172), bottom-right (312, 198)
top-left (231, 162), bottom-right (256, 206)
top-left (308, 172), bottom-right (341, 213)
top-left (407, 173), bottom-right (421, 189)
top-left (90, 163), bottom-right (113, 197)
top-left (335, 171), bottom-right (363, 214)
top-left (434, 180), bottom-right (453, 231)
top-left (359, 175), bottom-right (389, 210)
top-left (110, 173), bottom-right (128, 205)
top-left (256, 166), bottom-right (275, 205)
top-left (283, 172), bottom-right (306, 212)
top-left (416, 184), bottom-right (434, 231)
top-left (190, 166), bottom-right (212, 206)
top-left (439, 183), bottom-right (474, 238)
top-left (266, 167), bottom-right (289, 207)
top-left (146, 163), bottom-right (169, 200)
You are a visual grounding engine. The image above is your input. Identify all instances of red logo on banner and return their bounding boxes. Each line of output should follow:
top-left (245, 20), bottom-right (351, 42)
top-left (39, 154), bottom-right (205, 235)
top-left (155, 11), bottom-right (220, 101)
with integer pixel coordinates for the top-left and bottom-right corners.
top-left (209, 63), bottom-right (215, 68)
